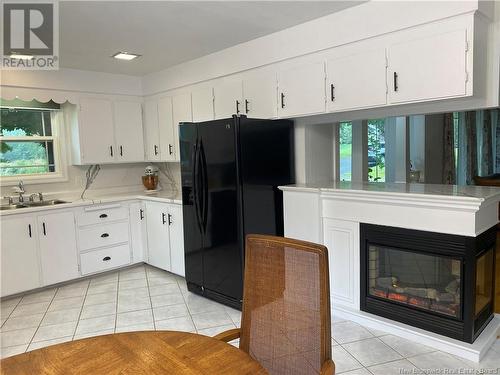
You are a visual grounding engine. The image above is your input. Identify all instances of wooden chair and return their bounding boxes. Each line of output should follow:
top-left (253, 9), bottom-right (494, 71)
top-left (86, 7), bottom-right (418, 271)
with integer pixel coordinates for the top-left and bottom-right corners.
top-left (215, 234), bottom-right (334, 375)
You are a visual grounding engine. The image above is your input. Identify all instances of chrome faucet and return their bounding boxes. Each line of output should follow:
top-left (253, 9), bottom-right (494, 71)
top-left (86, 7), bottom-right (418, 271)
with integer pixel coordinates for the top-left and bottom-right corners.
top-left (15, 180), bottom-right (26, 203)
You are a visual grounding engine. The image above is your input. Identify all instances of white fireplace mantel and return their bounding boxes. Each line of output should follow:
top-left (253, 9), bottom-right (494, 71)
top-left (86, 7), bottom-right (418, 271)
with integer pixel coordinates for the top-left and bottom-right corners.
top-left (279, 181), bottom-right (500, 362)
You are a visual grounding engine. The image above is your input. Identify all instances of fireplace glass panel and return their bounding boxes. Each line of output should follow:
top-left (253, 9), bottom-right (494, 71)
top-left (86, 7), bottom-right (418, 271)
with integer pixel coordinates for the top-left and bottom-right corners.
top-left (368, 245), bottom-right (462, 319)
top-left (475, 248), bottom-right (494, 317)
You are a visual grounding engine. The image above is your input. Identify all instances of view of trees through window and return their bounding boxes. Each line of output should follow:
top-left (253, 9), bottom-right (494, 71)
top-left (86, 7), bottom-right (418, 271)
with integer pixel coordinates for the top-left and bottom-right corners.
top-left (339, 122), bottom-right (352, 181)
top-left (0, 108), bottom-right (56, 176)
top-left (367, 119), bottom-right (385, 182)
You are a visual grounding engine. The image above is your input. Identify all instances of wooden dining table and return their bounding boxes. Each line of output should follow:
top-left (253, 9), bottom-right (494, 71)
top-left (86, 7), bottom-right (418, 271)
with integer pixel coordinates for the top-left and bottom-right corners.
top-left (0, 331), bottom-right (267, 374)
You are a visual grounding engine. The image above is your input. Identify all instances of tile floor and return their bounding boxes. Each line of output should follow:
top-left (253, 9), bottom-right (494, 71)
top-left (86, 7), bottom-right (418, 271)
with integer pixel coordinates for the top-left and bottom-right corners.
top-left (1, 264), bottom-right (499, 374)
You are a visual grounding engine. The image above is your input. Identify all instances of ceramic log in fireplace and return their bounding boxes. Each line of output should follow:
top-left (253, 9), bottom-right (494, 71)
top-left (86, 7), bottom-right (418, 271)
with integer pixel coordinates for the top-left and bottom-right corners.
top-left (360, 223), bottom-right (496, 343)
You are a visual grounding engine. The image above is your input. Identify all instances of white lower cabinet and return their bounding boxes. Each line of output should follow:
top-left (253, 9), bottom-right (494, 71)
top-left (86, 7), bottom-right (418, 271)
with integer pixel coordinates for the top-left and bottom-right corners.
top-left (129, 202), bottom-right (147, 263)
top-left (145, 201), bottom-right (185, 276)
top-left (38, 211), bottom-right (79, 286)
top-left (0, 216), bottom-right (40, 297)
top-left (80, 244), bottom-right (131, 275)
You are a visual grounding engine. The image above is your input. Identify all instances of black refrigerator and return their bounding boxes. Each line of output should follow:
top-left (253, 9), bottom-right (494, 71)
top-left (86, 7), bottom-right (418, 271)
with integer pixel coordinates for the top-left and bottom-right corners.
top-left (179, 115), bottom-right (294, 309)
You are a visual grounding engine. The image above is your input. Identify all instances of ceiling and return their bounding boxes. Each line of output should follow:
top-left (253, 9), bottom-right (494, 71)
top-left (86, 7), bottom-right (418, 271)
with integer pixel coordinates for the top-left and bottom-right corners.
top-left (59, 1), bottom-right (365, 76)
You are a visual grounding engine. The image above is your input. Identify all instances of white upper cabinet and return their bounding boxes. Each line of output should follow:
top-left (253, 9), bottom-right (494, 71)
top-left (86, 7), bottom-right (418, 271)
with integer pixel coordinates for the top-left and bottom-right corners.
top-left (143, 99), bottom-right (161, 161)
top-left (77, 98), bottom-right (115, 164)
top-left (242, 70), bottom-right (278, 119)
top-left (387, 29), bottom-right (469, 104)
top-left (38, 211), bottom-right (79, 286)
top-left (278, 61), bottom-right (326, 118)
top-left (326, 49), bottom-right (387, 112)
top-left (1, 216), bottom-right (40, 297)
top-left (191, 86), bottom-right (214, 122)
top-left (172, 93), bottom-right (192, 161)
top-left (158, 96), bottom-right (176, 162)
top-left (214, 80), bottom-right (243, 119)
top-left (113, 101), bottom-right (145, 162)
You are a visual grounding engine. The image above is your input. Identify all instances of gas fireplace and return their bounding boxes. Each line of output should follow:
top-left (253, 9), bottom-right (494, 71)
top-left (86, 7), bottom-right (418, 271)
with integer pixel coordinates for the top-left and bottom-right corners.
top-left (360, 224), bottom-right (496, 343)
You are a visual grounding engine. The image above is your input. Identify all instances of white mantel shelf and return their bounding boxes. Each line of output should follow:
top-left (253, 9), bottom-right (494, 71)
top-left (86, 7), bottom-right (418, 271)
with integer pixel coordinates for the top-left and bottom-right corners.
top-left (279, 181), bottom-right (500, 362)
top-left (279, 181), bottom-right (500, 237)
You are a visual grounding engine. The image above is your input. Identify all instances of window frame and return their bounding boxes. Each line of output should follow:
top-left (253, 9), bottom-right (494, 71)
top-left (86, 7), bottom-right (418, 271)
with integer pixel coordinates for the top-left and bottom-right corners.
top-left (0, 107), bottom-right (68, 186)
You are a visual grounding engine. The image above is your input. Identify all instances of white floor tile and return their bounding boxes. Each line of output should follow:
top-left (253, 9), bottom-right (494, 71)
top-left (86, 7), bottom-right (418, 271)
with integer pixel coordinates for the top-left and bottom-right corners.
top-left (184, 293), bottom-right (225, 314)
top-left (32, 321), bottom-right (77, 343)
top-left (48, 296), bottom-right (85, 312)
top-left (75, 315), bottom-right (115, 335)
top-left (151, 293), bottom-right (185, 308)
top-left (119, 278), bottom-right (148, 291)
top-left (367, 359), bottom-right (420, 375)
top-left (155, 316), bottom-right (195, 332)
top-left (153, 304), bottom-right (189, 321)
top-left (54, 282), bottom-right (88, 299)
top-left (332, 321), bottom-right (373, 344)
top-left (87, 282), bottom-right (118, 295)
top-left (224, 307), bottom-right (241, 326)
top-left (197, 323), bottom-right (236, 337)
top-left (41, 308), bottom-right (81, 326)
top-left (407, 351), bottom-right (472, 371)
top-left (191, 310), bottom-right (233, 331)
top-left (342, 337), bottom-right (402, 367)
top-left (19, 289), bottom-right (56, 305)
top-left (0, 305), bottom-right (17, 320)
top-left (80, 302), bottom-right (117, 320)
top-left (338, 368), bottom-right (371, 375)
top-left (89, 273), bottom-right (119, 286)
top-left (116, 309), bottom-right (153, 328)
top-left (0, 327), bottom-right (37, 348)
top-left (379, 334), bottom-right (435, 357)
top-left (84, 291), bottom-right (117, 306)
top-left (1, 313), bottom-right (44, 332)
top-left (118, 287), bottom-right (149, 299)
top-left (148, 283), bottom-right (181, 297)
top-left (73, 328), bottom-right (114, 340)
top-left (27, 336), bottom-right (72, 352)
top-left (117, 295), bottom-right (151, 313)
top-left (10, 302), bottom-right (50, 318)
top-left (115, 323), bottom-right (154, 333)
top-left (0, 344), bottom-right (28, 359)
top-left (364, 326), bottom-right (389, 338)
top-left (331, 345), bottom-right (364, 374)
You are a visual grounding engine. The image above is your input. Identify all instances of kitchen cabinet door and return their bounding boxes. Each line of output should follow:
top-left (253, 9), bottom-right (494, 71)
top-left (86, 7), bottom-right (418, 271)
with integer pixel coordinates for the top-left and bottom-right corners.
top-left (145, 202), bottom-right (171, 271)
top-left (129, 202), bottom-right (147, 263)
top-left (143, 99), bottom-right (161, 161)
top-left (38, 211), bottom-right (79, 286)
top-left (387, 29), bottom-right (468, 104)
top-left (113, 101), bottom-right (145, 162)
top-left (326, 49), bottom-right (387, 112)
top-left (168, 204), bottom-right (185, 277)
top-left (242, 71), bottom-right (278, 119)
top-left (172, 93), bottom-right (192, 162)
top-left (78, 98), bottom-right (115, 164)
top-left (278, 61), bottom-right (326, 118)
top-left (158, 97), bottom-right (176, 162)
top-left (213, 80), bottom-right (243, 119)
top-left (0, 216), bottom-right (40, 297)
top-left (191, 86), bottom-right (214, 122)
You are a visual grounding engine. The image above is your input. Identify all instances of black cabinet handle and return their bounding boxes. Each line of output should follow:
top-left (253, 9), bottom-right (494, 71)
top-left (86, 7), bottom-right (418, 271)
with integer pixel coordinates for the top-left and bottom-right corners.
top-left (169, 144), bottom-right (173, 155)
top-left (28, 224), bottom-right (32, 238)
top-left (119, 145), bottom-right (123, 156)
top-left (101, 233), bottom-right (109, 238)
top-left (393, 72), bottom-right (398, 92)
top-left (99, 214), bottom-right (108, 218)
top-left (102, 256), bottom-right (111, 261)
top-left (42, 222), bottom-right (46, 236)
top-left (110, 146), bottom-right (113, 157)
top-left (236, 100), bottom-right (240, 114)
top-left (140, 209), bottom-right (144, 220)
top-left (245, 99), bottom-right (249, 114)
top-left (168, 213), bottom-right (173, 226)
top-left (154, 145), bottom-right (159, 156)
top-left (330, 84), bottom-right (335, 101)
top-left (162, 213), bottom-right (166, 224)
top-left (280, 93), bottom-right (285, 108)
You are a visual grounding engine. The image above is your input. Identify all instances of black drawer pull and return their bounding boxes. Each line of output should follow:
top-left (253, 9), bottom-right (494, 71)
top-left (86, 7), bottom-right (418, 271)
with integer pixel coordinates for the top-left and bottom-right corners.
top-left (101, 233), bottom-right (109, 238)
top-left (102, 256), bottom-right (111, 261)
top-left (99, 214), bottom-right (108, 218)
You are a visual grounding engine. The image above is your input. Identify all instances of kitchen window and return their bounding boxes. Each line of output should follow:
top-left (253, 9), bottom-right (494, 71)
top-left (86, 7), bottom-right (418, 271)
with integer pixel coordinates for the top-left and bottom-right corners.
top-left (0, 101), bottom-right (66, 184)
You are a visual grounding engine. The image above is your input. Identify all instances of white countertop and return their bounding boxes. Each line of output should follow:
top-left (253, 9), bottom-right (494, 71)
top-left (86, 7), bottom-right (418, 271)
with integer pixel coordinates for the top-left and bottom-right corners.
top-left (279, 181), bottom-right (500, 202)
top-left (0, 189), bottom-right (182, 216)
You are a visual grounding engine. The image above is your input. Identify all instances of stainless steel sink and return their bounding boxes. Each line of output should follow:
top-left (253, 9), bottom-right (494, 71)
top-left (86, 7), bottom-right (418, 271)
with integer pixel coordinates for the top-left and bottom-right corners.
top-left (0, 200), bottom-right (68, 210)
top-left (25, 199), bottom-right (68, 207)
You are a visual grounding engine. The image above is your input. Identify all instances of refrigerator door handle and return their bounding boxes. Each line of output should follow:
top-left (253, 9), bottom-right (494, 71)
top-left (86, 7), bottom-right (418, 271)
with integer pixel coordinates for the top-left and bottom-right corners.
top-left (192, 139), bottom-right (203, 233)
top-left (199, 140), bottom-right (209, 232)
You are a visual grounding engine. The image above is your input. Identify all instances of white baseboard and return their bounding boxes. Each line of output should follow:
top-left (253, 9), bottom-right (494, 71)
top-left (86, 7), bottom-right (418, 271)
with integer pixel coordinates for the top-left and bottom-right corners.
top-left (333, 305), bottom-right (500, 363)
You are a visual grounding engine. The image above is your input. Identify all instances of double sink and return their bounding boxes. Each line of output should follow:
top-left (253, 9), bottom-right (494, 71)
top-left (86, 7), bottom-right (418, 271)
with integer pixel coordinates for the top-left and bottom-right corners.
top-left (0, 199), bottom-right (68, 211)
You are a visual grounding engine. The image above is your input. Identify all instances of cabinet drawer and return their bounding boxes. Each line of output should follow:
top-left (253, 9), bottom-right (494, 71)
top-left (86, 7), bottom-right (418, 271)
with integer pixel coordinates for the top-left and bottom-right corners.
top-left (78, 222), bottom-right (129, 251)
top-left (77, 206), bottom-right (128, 226)
top-left (80, 244), bottom-right (131, 275)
